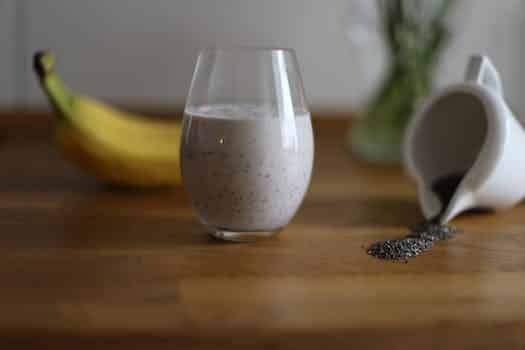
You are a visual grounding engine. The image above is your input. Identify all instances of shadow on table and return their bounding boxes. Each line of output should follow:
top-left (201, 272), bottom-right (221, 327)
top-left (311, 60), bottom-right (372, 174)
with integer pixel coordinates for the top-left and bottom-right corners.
top-left (296, 197), bottom-right (422, 228)
top-left (60, 215), bottom-right (214, 250)
top-left (56, 188), bottom-right (216, 249)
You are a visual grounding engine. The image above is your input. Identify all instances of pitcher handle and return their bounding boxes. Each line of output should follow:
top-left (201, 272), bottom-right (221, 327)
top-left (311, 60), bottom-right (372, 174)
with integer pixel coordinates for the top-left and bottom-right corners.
top-left (465, 54), bottom-right (503, 96)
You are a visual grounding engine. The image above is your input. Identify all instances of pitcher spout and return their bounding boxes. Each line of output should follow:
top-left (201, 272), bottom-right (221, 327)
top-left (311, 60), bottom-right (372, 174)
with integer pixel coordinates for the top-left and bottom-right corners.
top-left (439, 189), bottom-right (475, 224)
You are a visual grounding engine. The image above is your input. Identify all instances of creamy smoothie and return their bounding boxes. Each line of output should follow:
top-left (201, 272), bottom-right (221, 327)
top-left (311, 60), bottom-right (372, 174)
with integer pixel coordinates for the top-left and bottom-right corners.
top-left (181, 104), bottom-right (314, 237)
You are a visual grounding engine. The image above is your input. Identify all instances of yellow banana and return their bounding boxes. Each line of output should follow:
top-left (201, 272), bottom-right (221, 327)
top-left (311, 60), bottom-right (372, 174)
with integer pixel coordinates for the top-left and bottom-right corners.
top-left (34, 50), bottom-right (182, 187)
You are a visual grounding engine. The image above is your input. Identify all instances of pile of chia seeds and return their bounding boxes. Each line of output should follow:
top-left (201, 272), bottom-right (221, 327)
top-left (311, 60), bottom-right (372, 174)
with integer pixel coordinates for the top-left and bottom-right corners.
top-left (367, 219), bottom-right (460, 261)
top-left (367, 173), bottom-right (464, 262)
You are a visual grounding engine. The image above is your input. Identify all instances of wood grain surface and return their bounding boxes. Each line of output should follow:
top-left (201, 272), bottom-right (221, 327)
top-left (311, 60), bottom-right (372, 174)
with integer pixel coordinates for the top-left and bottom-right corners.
top-left (1, 113), bottom-right (525, 349)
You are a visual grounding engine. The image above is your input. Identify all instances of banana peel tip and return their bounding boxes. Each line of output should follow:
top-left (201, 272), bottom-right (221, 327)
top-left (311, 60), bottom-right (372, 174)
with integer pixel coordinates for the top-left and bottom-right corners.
top-left (33, 50), bottom-right (55, 79)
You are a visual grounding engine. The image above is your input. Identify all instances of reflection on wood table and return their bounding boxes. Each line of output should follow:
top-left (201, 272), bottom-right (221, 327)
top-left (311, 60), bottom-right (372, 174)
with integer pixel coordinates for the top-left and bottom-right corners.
top-left (1, 114), bottom-right (525, 349)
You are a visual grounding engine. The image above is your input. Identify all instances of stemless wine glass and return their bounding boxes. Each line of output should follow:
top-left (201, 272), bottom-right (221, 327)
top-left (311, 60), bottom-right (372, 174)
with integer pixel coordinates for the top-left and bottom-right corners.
top-left (181, 47), bottom-right (314, 242)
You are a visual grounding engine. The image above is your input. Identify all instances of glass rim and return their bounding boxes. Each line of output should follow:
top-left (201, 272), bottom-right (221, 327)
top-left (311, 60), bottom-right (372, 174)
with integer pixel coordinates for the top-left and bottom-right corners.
top-left (199, 46), bottom-right (296, 54)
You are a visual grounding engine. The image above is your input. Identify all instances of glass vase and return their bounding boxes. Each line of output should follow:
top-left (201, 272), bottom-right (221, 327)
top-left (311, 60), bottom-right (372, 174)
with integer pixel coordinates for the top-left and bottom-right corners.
top-left (348, 60), bottom-right (431, 163)
top-left (344, 0), bottom-right (453, 163)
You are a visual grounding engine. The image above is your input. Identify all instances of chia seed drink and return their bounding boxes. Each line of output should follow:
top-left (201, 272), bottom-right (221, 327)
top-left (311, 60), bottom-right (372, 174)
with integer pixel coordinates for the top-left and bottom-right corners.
top-left (181, 104), bottom-right (314, 241)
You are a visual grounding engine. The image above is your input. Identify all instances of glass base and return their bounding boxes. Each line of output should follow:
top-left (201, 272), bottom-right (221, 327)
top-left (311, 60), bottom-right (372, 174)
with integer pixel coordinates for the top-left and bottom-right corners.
top-left (208, 227), bottom-right (281, 242)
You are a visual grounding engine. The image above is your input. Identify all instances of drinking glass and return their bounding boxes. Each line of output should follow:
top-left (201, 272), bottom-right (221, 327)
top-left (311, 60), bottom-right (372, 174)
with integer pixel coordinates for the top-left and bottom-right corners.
top-left (181, 47), bottom-right (314, 241)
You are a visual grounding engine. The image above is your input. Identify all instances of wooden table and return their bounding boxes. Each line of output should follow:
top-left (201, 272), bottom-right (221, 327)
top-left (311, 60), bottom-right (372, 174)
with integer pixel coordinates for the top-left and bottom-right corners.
top-left (1, 115), bottom-right (525, 349)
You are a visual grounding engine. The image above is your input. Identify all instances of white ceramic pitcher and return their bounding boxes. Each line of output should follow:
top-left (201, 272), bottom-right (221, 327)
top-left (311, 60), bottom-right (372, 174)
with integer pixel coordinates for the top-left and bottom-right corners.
top-left (403, 54), bottom-right (525, 223)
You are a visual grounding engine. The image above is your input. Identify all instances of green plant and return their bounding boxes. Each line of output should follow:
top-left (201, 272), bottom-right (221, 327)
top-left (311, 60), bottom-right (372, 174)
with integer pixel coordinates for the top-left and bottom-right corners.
top-left (349, 0), bottom-right (454, 163)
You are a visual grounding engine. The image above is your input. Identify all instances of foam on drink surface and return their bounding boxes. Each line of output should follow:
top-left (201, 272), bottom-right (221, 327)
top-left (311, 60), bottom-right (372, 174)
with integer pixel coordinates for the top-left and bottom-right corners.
top-left (185, 104), bottom-right (310, 120)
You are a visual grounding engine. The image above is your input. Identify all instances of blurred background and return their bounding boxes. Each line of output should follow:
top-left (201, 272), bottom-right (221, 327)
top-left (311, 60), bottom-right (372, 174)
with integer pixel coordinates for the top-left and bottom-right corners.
top-left (1, 0), bottom-right (523, 115)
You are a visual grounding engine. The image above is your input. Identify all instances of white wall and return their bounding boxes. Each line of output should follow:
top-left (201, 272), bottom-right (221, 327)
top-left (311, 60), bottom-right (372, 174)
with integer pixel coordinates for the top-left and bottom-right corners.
top-left (0, 0), bottom-right (15, 106)
top-left (437, 0), bottom-right (523, 113)
top-left (3, 0), bottom-right (524, 114)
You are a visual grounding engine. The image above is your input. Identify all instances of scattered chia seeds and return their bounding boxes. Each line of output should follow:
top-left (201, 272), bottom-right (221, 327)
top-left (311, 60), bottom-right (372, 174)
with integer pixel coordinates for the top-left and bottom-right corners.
top-left (367, 173), bottom-right (464, 262)
top-left (367, 220), bottom-right (461, 262)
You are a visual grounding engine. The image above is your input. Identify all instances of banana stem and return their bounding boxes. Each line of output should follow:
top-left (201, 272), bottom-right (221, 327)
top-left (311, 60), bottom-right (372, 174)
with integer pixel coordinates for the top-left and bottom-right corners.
top-left (33, 51), bottom-right (74, 120)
